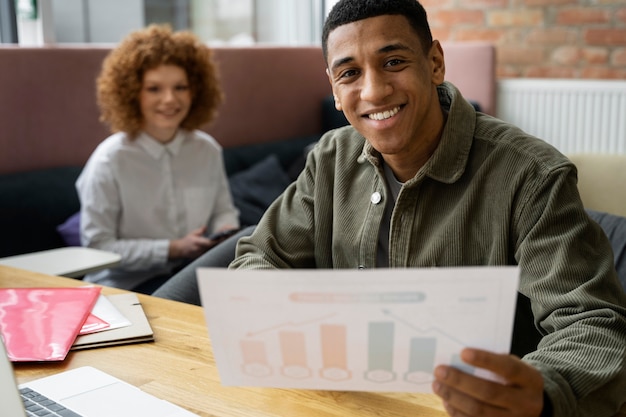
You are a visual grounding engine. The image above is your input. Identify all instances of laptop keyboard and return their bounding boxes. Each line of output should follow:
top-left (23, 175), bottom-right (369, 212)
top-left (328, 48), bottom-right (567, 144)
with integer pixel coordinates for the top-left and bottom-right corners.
top-left (20, 387), bottom-right (82, 417)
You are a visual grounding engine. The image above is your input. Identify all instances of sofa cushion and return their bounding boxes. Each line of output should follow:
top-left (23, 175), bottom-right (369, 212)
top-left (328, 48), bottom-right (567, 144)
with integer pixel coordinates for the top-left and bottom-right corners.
top-left (569, 154), bottom-right (626, 218)
top-left (586, 209), bottom-right (626, 291)
top-left (228, 154), bottom-right (292, 227)
top-left (56, 211), bottom-right (81, 247)
top-left (222, 135), bottom-right (320, 177)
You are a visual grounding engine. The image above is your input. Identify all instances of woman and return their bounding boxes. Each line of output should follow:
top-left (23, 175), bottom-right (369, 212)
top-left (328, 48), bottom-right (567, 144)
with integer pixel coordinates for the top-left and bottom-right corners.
top-left (77, 24), bottom-right (239, 293)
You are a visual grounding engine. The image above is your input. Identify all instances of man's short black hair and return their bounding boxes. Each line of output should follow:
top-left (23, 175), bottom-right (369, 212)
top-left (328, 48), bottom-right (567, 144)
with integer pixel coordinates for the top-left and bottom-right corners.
top-left (322, 0), bottom-right (433, 63)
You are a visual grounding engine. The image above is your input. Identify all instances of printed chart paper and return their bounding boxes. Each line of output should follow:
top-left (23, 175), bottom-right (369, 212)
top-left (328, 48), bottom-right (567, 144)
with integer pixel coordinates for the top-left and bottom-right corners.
top-left (197, 267), bottom-right (519, 392)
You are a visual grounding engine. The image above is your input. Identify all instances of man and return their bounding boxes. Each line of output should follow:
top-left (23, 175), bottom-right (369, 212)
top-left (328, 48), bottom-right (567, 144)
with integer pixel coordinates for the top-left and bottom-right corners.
top-left (231, 0), bottom-right (626, 415)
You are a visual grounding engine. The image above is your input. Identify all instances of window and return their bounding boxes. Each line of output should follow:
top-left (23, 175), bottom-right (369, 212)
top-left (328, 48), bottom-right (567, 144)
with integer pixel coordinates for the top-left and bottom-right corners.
top-left (1, 0), bottom-right (335, 45)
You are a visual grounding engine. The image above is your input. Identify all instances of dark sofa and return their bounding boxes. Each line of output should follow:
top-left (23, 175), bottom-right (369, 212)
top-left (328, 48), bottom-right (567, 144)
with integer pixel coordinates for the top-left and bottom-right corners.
top-left (0, 134), bottom-right (320, 257)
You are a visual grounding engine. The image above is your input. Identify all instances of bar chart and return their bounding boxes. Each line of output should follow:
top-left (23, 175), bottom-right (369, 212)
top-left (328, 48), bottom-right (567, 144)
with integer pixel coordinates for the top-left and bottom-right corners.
top-left (199, 267), bottom-right (519, 392)
top-left (235, 310), bottom-right (477, 389)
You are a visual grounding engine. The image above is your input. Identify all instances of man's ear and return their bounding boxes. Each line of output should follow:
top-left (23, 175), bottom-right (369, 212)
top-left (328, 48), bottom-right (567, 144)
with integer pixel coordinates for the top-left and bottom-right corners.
top-left (429, 40), bottom-right (445, 85)
top-left (326, 68), bottom-right (342, 111)
top-left (333, 95), bottom-right (342, 111)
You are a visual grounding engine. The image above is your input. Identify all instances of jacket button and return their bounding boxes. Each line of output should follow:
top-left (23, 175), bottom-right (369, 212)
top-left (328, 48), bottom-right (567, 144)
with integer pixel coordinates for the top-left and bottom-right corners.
top-left (370, 192), bottom-right (382, 204)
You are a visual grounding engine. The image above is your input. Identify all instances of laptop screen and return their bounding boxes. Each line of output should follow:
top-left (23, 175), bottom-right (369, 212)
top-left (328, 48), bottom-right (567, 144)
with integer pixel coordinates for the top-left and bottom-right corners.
top-left (0, 335), bottom-right (27, 417)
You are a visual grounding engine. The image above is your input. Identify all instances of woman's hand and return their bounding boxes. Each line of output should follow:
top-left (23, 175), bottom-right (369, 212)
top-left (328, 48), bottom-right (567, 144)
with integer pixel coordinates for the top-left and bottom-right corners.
top-left (432, 347), bottom-right (544, 417)
top-left (169, 226), bottom-right (212, 259)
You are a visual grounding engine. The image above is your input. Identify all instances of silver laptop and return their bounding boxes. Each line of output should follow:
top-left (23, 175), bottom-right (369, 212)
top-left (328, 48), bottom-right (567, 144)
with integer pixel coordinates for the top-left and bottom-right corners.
top-left (0, 335), bottom-right (198, 417)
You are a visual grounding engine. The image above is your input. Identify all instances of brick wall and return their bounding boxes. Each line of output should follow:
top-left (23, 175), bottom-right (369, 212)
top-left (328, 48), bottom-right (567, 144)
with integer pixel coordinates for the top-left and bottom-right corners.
top-left (422, 0), bottom-right (626, 79)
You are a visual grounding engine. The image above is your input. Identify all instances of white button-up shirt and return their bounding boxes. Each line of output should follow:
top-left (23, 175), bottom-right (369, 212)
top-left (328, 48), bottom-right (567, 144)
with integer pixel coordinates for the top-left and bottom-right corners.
top-left (76, 129), bottom-right (239, 289)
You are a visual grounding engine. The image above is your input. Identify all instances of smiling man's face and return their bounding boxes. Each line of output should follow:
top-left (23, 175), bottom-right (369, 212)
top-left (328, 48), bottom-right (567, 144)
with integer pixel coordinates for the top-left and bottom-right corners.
top-left (326, 14), bottom-right (445, 174)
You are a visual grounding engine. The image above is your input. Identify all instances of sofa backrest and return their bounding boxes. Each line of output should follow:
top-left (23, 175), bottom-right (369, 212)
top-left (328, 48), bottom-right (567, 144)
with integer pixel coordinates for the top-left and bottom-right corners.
top-left (567, 153), bottom-right (626, 218)
top-left (0, 42), bottom-right (495, 175)
top-left (442, 41), bottom-right (496, 117)
top-left (0, 45), bottom-right (331, 175)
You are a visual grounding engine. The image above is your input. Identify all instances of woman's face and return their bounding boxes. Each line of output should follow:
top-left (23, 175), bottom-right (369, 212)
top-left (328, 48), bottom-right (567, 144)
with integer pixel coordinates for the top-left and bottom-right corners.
top-left (139, 64), bottom-right (192, 143)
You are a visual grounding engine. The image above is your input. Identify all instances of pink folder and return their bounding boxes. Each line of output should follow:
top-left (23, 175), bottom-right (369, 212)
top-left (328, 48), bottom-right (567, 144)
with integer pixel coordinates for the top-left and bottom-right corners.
top-left (0, 287), bottom-right (101, 361)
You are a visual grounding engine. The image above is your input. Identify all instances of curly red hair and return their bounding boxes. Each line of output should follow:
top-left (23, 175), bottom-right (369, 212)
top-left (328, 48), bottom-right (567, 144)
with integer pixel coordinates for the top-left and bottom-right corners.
top-left (97, 24), bottom-right (223, 137)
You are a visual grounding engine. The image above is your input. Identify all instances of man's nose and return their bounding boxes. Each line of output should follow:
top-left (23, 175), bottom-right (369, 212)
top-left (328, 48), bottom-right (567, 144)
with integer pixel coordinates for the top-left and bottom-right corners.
top-left (360, 70), bottom-right (392, 102)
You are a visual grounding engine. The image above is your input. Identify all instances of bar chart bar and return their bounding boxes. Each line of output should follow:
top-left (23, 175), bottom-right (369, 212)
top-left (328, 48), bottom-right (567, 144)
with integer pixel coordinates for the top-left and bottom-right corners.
top-left (279, 331), bottom-right (311, 378)
top-left (404, 337), bottom-right (436, 384)
top-left (320, 324), bottom-right (351, 380)
top-left (240, 339), bottom-right (272, 377)
top-left (365, 321), bottom-right (396, 382)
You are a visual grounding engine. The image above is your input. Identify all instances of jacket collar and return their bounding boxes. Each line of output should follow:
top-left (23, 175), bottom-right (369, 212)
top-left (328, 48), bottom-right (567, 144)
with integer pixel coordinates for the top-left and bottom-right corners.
top-left (421, 81), bottom-right (475, 184)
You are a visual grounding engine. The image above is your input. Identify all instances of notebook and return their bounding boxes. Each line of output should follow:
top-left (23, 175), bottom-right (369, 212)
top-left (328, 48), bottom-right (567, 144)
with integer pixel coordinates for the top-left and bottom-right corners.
top-left (71, 293), bottom-right (155, 350)
top-left (0, 335), bottom-right (198, 417)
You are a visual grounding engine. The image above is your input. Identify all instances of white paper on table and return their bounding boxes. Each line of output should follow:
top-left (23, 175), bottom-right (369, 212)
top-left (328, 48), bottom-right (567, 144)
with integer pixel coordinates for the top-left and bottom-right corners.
top-left (88, 294), bottom-right (132, 332)
top-left (197, 266), bottom-right (519, 393)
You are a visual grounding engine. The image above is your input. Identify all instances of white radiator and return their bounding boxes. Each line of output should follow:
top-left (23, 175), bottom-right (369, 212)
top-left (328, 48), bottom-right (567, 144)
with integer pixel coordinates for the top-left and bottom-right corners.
top-left (496, 79), bottom-right (626, 155)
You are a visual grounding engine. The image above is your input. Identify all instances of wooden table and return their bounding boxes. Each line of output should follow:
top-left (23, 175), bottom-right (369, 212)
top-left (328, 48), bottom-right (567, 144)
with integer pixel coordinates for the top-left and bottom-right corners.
top-left (1, 265), bottom-right (447, 417)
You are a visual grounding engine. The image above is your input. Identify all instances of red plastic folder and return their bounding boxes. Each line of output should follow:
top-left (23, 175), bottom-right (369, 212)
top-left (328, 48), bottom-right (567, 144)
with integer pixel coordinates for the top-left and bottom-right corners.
top-left (0, 287), bottom-right (101, 361)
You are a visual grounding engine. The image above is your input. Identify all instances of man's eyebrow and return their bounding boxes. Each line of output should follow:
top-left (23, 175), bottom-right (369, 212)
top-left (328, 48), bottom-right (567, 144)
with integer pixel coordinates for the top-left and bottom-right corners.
top-left (330, 56), bottom-right (354, 72)
top-left (379, 43), bottom-right (413, 54)
top-left (330, 43), bottom-right (415, 72)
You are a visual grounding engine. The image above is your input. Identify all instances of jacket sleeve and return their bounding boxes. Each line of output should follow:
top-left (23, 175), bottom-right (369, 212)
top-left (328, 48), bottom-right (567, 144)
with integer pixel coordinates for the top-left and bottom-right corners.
top-left (513, 162), bottom-right (626, 417)
top-left (230, 145), bottom-right (323, 270)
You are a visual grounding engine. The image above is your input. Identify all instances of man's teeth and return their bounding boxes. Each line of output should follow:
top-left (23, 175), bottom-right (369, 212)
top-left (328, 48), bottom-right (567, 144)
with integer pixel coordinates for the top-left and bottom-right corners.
top-left (368, 106), bottom-right (400, 121)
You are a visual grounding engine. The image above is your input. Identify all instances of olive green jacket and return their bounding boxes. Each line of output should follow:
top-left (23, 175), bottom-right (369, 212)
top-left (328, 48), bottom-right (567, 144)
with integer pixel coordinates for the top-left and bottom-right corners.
top-left (231, 82), bottom-right (626, 416)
